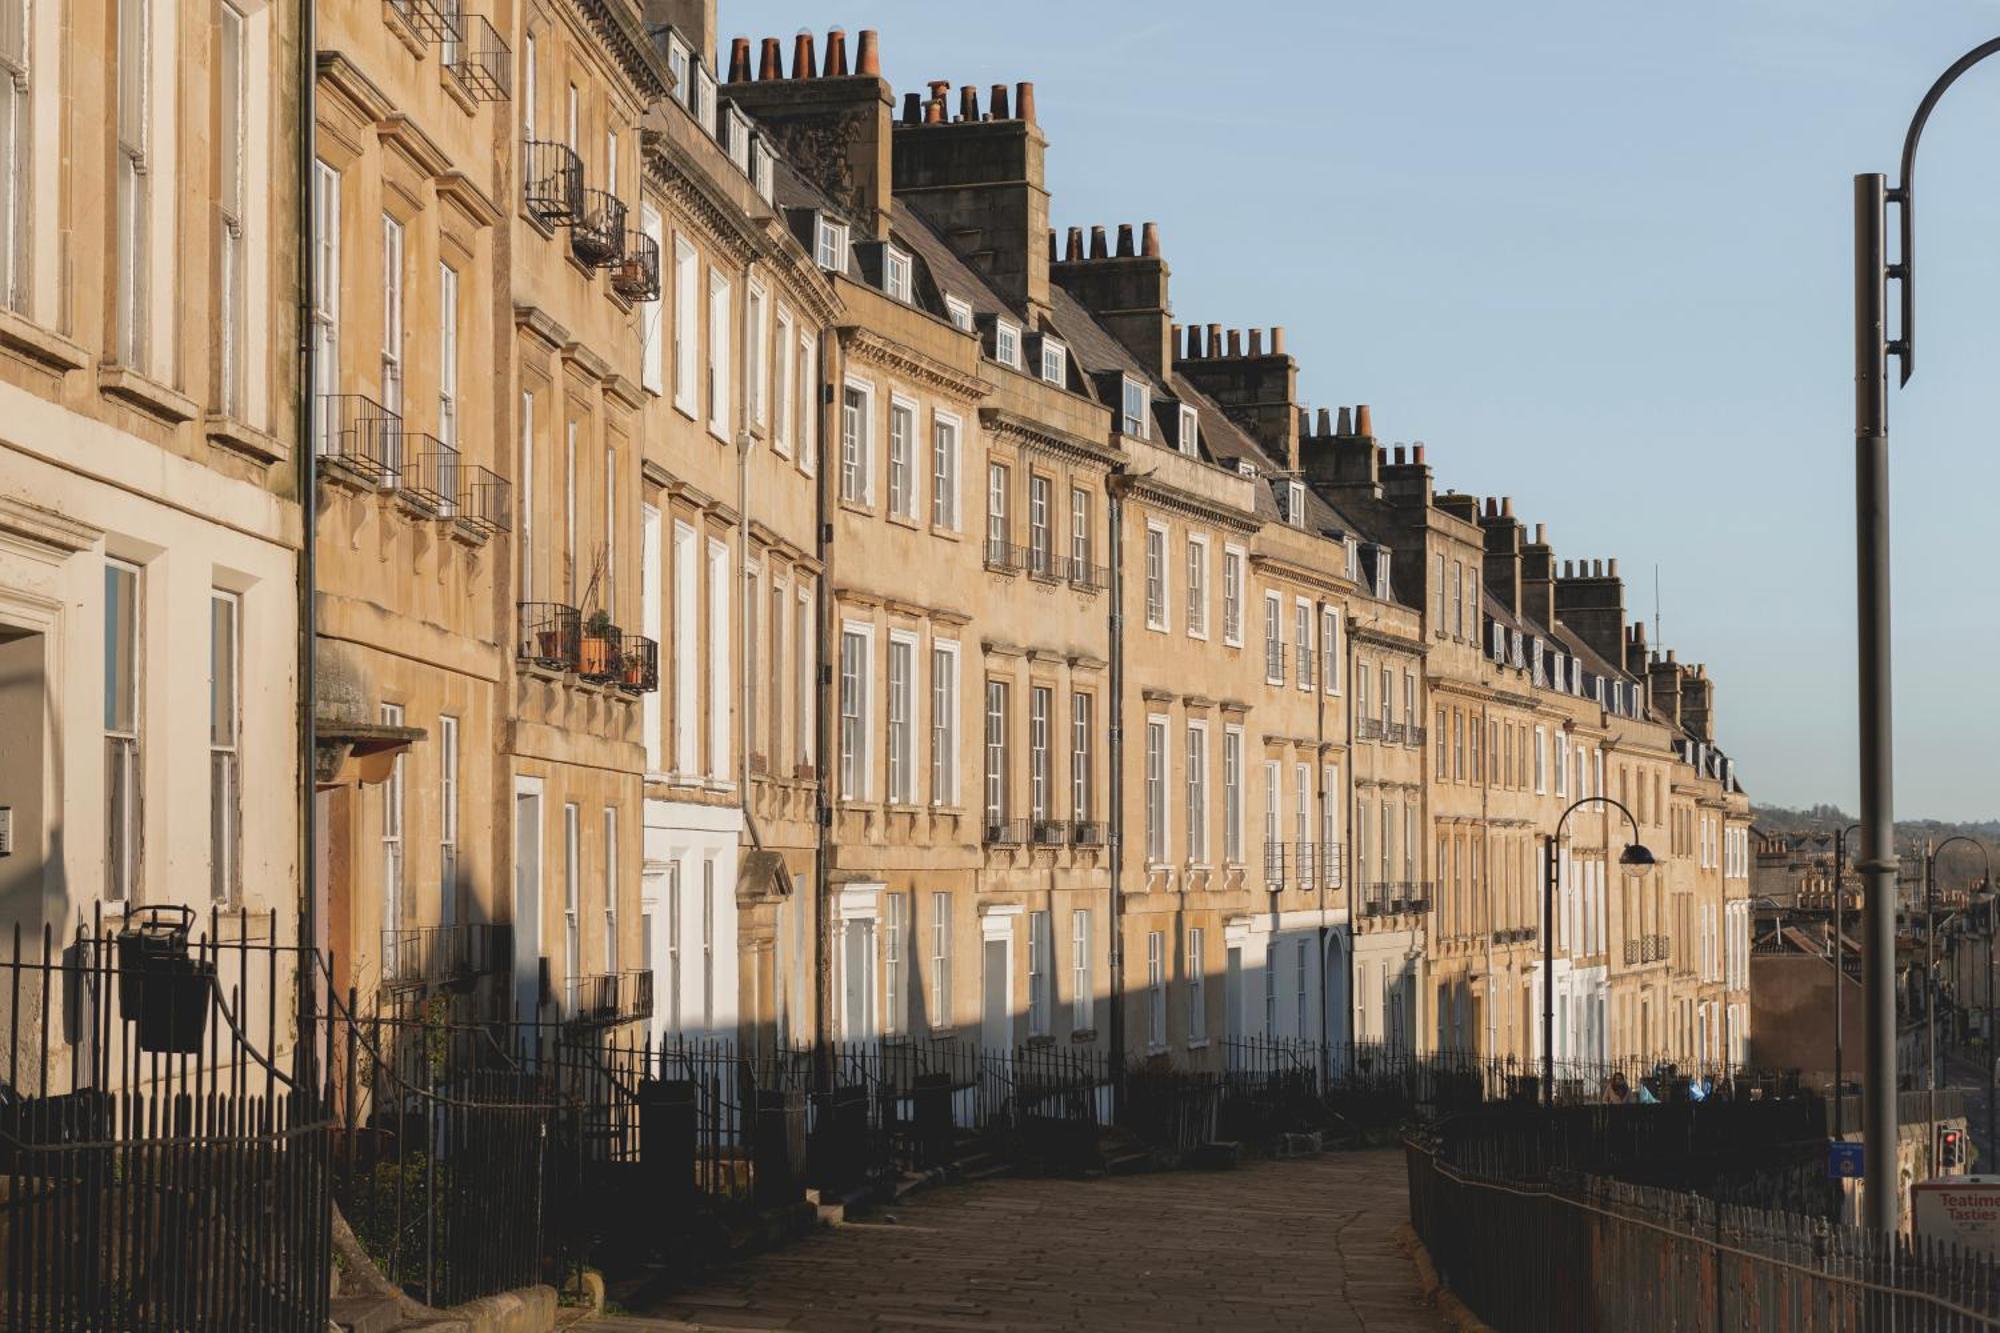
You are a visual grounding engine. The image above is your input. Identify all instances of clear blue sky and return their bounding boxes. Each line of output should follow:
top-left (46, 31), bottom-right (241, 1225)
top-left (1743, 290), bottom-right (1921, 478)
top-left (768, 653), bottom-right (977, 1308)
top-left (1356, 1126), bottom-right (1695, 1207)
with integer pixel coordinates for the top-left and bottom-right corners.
top-left (736, 2), bottom-right (2000, 821)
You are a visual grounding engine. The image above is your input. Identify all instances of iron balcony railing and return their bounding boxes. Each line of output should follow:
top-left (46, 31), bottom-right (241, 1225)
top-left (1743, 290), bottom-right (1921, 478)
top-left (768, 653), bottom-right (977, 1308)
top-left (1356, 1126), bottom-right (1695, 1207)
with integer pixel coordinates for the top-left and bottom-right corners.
top-left (1361, 883), bottom-right (1392, 917)
top-left (1068, 556), bottom-right (1110, 592)
top-left (566, 969), bottom-right (654, 1026)
top-left (1405, 724), bottom-right (1427, 749)
top-left (1384, 721), bottom-right (1408, 746)
top-left (1294, 842), bottom-right (1317, 887)
top-left (1025, 541), bottom-right (1061, 582)
top-left (1355, 716), bottom-right (1384, 741)
top-left (1264, 840), bottom-right (1288, 890)
top-left (316, 393), bottom-right (403, 487)
top-left (983, 538), bottom-right (1028, 574)
top-left (522, 138), bottom-right (583, 226)
top-left (983, 818), bottom-right (1029, 847)
top-left (457, 464), bottom-right (512, 534)
top-left (1295, 644), bottom-right (1315, 687)
top-left (1030, 818), bottom-right (1068, 847)
top-left (1265, 641), bottom-right (1285, 682)
top-left (571, 188), bottom-right (627, 267)
top-left (388, 0), bottom-right (455, 41)
top-left (382, 923), bottom-right (512, 991)
top-left (577, 619), bottom-right (623, 684)
top-left (1070, 820), bottom-right (1106, 848)
top-left (1402, 881), bottom-right (1433, 912)
top-left (610, 227), bottom-right (660, 301)
top-left (398, 432), bottom-right (461, 517)
top-left (1320, 842), bottom-right (1344, 888)
top-left (617, 635), bottom-right (658, 693)
top-left (518, 601), bottom-right (581, 672)
top-left (445, 12), bottom-right (512, 102)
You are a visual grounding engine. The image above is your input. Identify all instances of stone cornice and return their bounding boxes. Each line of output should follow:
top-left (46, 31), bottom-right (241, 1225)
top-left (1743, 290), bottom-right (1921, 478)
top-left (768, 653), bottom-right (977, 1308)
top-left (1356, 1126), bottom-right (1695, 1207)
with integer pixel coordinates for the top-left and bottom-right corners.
top-left (0, 495), bottom-right (101, 556)
top-left (1248, 548), bottom-right (1354, 598)
top-left (1352, 624), bottom-right (1425, 654)
top-left (845, 329), bottom-right (991, 403)
top-left (1122, 472), bottom-right (1261, 537)
top-left (435, 169), bottom-right (503, 230)
top-left (568, 0), bottom-right (672, 101)
top-left (514, 304), bottom-right (572, 354)
top-left (980, 407), bottom-right (1118, 470)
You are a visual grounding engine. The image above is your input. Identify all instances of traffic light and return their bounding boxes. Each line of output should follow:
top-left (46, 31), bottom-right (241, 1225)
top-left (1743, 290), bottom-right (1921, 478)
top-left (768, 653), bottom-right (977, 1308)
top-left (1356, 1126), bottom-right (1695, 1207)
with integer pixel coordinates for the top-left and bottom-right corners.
top-left (1940, 1128), bottom-right (1967, 1173)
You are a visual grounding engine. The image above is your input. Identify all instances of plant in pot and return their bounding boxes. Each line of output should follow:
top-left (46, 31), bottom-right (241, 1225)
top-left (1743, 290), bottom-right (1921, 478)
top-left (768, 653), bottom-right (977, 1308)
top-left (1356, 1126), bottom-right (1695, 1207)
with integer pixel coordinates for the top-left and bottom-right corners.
top-left (580, 607), bottom-right (615, 676)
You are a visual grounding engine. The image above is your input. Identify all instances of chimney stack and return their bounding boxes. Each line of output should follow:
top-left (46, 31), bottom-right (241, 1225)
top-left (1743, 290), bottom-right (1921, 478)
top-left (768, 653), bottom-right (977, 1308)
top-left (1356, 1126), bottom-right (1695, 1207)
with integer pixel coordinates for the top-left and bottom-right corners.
top-left (728, 26), bottom-right (895, 237)
top-left (1555, 553), bottom-right (1628, 669)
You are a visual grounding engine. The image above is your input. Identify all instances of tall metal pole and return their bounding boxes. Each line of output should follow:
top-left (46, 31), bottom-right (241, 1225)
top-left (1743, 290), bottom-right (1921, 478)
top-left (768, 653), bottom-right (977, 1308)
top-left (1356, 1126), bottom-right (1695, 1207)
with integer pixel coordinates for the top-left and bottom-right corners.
top-left (1988, 892), bottom-right (1996, 1155)
top-left (1927, 843), bottom-right (1938, 1148)
top-left (1854, 171), bottom-right (1900, 1233)
top-left (1834, 827), bottom-right (1845, 1137)
top-left (1542, 831), bottom-right (1557, 1106)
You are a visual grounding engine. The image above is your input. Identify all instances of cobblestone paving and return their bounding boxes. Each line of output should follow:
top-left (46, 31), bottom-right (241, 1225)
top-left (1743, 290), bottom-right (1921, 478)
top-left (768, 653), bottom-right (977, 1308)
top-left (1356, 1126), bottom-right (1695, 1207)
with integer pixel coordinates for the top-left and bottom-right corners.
top-left (592, 1149), bottom-right (1451, 1332)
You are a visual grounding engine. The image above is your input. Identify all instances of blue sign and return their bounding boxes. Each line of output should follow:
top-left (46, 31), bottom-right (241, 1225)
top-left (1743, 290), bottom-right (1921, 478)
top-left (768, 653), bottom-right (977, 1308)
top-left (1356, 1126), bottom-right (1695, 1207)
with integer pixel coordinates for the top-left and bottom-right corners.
top-left (1829, 1142), bottom-right (1865, 1180)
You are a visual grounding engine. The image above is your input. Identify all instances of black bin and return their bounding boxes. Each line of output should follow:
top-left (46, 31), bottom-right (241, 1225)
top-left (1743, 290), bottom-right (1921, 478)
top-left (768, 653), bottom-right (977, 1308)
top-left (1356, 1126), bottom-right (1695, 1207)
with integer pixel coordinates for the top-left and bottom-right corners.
top-left (117, 906), bottom-right (214, 1054)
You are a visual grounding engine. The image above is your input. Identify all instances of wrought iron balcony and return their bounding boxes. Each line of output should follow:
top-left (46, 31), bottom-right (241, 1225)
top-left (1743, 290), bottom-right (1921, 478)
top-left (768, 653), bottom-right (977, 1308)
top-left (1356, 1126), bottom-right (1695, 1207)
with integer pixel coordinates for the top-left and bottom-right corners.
top-left (610, 227), bottom-right (660, 301)
top-left (616, 635), bottom-right (659, 693)
top-left (522, 138), bottom-right (583, 226)
top-left (1320, 842), bottom-right (1343, 888)
top-left (388, 0), bottom-right (455, 41)
top-left (1264, 841), bottom-right (1288, 890)
top-left (566, 969), bottom-right (653, 1026)
top-left (983, 818), bottom-right (1029, 847)
top-left (1402, 881), bottom-right (1433, 912)
top-left (518, 602), bottom-right (581, 672)
top-left (1265, 642), bottom-right (1285, 682)
top-left (456, 464), bottom-right (512, 534)
top-left (444, 13), bottom-right (512, 102)
top-left (1025, 542), bottom-right (1061, 582)
top-left (316, 393), bottom-right (403, 487)
top-left (1356, 716), bottom-right (1384, 742)
top-left (1295, 645), bottom-right (1315, 688)
top-left (1294, 841), bottom-right (1317, 887)
top-left (1405, 725), bottom-right (1427, 749)
top-left (1031, 818), bottom-right (1069, 846)
top-left (1384, 721), bottom-right (1408, 746)
top-left (1067, 557), bottom-right (1110, 593)
top-left (1361, 883), bottom-right (1391, 917)
top-left (983, 538), bottom-right (1028, 574)
top-left (577, 618), bottom-right (624, 684)
top-left (571, 189), bottom-right (627, 268)
top-left (1070, 820), bottom-right (1107, 848)
top-left (382, 923), bottom-right (511, 991)
top-left (397, 432), bottom-right (460, 516)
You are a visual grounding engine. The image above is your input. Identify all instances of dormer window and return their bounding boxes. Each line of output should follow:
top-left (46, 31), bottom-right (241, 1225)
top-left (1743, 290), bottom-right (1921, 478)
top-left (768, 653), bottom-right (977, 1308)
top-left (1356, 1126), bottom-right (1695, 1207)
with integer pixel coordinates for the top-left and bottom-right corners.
top-left (1490, 621), bottom-right (1505, 660)
top-left (1373, 545), bottom-right (1391, 596)
top-left (1178, 404), bottom-right (1199, 457)
top-left (1530, 638), bottom-right (1544, 685)
top-left (945, 296), bottom-right (973, 332)
top-left (885, 246), bottom-right (912, 302)
top-left (725, 106), bottom-right (752, 174)
top-left (694, 65), bottom-right (717, 137)
top-left (1039, 337), bottom-right (1067, 386)
top-left (1120, 377), bottom-right (1149, 439)
top-left (1236, 459), bottom-right (1258, 480)
top-left (751, 138), bottom-right (774, 203)
top-left (666, 32), bottom-right (691, 106)
top-left (1281, 480), bottom-right (1305, 528)
top-left (994, 320), bottom-right (1020, 369)
top-left (1344, 537), bottom-right (1358, 581)
top-left (815, 216), bottom-right (849, 273)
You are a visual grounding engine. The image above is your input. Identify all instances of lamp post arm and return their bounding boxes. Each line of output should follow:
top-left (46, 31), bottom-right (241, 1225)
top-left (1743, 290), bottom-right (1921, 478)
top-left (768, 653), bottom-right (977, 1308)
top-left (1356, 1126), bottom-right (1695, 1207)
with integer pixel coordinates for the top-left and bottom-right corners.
top-left (1890, 35), bottom-right (2000, 385)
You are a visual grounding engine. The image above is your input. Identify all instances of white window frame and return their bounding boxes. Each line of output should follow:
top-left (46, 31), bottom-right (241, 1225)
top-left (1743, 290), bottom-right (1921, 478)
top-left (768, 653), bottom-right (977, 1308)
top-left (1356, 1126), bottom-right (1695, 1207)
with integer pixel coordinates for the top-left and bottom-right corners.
top-left (1146, 931), bottom-right (1166, 1049)
top-left (1177, 404), bottom-right (1199, 457)
top-left (840, 377), bottom-right (874, 504)
top-left (993, 319), bottom-right (1019, 369)
top-left (1187, 927), bottom-right (1207, 1042)
top-left (1070, 691), bottom-right (1092, 823)
top-left (706, 269), bottom-right (732, 440)
top-left (983, 679), bottom-right (1010, 826)
top-left (603, 806), bottom-right (619, 974)
top-left (379, 216), bottom-right (404, 415)
top-left (1027, 909), bottom-right (1050, 1037)
top-left (438, 261), bottom-right (459, 446)
top-left (1121, 377), bottom-right (1149, 439)
top-left (439, 713), bottom-right (459, 922)
top-left (930, 891), bottom-right (951, 1025)
top-left (815, 215), bottom-right (848, 273)
top-left (1039, 338), bottom-right (1067, 386)
top-left (930, 411), bottom-right (960, 529)
top-left (885, 245), bottom-right (912, 302)
top-left (381, 703), bottom-right (406, 931)
top-left (1223, 727), bottom-right (1244, 865)
top-left (1295, 599), bottom-right (1314, 692)
top-left (945, 295), bottom-right (973, 332)
top-left (1185, 721), bottom-right (1208, 865)
top-left (886, 630), bottom-right (917, 804)
top-left (771, 304), bottom-right (792, 451)
top-left (1185, 536), bottom-right (1208, 639)
top-left (1071, 910), bottom-right (1092, 1032)
top-left (672, 237), bottom-right (698, 416)
top-left (797, 332), bottom-right (817, 474)
top-left (1029, 684), bottom-right (1052, 822)
top-left (1534, 725), bottom-right (1548, 795)
top-left (746, 280), bottom-right (768, 429)
top-left (887, 394), bottom-right (918, 520)
top-left (1263, 592), bottom-right (1284, 685)
top-left (706, 540), bottom-right (731, 779)
top-left (1322, 608), bottom-right (1342, 694)
top-left (1144, 716), bottom-right (1169, 864)
top-left (1144, 522), bottom-right (1168, 631)
top-left (209, 588), bottom-right (240, 905)
top-left (930, 639), bottom-right (960, 806)
top-left (839, 622), bottom-right (874, 801)
top-left (1222, 546), bottom-right (1245, 646)
top-left (105, 559), bottom-right (143, 903)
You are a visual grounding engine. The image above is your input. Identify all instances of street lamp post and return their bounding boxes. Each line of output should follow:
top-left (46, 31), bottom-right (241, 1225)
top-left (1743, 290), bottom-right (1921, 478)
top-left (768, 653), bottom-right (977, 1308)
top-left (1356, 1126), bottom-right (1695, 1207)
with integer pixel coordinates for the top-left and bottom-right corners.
top-left (1854, 34), bottom-right (2000, 1233)
top-left (1820, 823), bottom-right (1861, 1137)
top-left (1544, 795), bottom-right (1655, 1106)
top-left (1924, 836), bottom-right (1990, 1160)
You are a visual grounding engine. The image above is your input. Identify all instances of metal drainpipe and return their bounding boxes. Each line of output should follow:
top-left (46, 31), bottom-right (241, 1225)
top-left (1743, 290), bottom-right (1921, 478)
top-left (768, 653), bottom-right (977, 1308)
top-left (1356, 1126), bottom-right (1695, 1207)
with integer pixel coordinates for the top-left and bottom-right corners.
top-left (735, 255), bottom-right (765, 1051)
top-left (1106, 469), bottom-right (1127, 1110)
top-left (297, 0), bottom-right (320, 1079)
top-left (811, 326), bottom-right (839, 1086)
top-left (1345, 605), bottom-right (1357, 1054)
top-left (1314, 598), bottom-right (1329, 1077)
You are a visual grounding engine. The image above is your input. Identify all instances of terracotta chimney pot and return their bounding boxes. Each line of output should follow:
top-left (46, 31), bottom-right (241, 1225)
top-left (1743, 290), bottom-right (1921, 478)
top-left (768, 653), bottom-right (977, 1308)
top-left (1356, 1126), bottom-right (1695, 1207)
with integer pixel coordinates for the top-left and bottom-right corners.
top-left (1065, 226), bottom-right (1084, 262)
top-left (1206, 323), bottom-right (1223, 355)
top-left (1413, 444), bottom-right (1426, 463)
top-left (855, 29), bottom-right (880, 77)
top-left (1185, 325), bottom-right (1204, 357)
top-left (728, 37), bottom-right (752, 83)
top-left (1335, 406), bottom-right (1350, 435)
top-left (959, 85), bottom-right (979, 122)
top-left (791, 30), bottom-right (816, 79)
top-left (1088, 225), bottom-right (1108, 259)
top-left (1502, 496), bottom-right (1513, 517)
top-left (1355, 404), bottom-right (1373, 437)
top-left (1015, 81), bottom-right (1036, 123)
top-left (1115, 223), bottom-right (1136, 257)
top-left (924, 95), bottom-right (945, 124)
top-left (1249, 329), bottom-right (1265, 356)
top-left (758, 37), bottom-right (783, 80)
top-left (1226, 329), bottom-right (1242, 357)
top-left (823, 28), bottom-right (849, 77)
top-left (901, 91), bottom-right (922, 124)
top-left (1534, 522), bottom-right (1546, 544)
top-left (1141, 222), bottom-right (1161, 258)
top-left (1270, 326), bottom-right (1285, 354)
top-left (990, 84), bottom-right (1011, 119)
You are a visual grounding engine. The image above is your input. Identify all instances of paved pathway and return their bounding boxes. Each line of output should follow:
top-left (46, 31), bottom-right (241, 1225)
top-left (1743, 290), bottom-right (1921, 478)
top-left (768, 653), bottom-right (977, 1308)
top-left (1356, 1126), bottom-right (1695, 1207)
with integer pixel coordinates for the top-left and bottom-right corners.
top-left (589, 1149), bottom-right (1451, 1332)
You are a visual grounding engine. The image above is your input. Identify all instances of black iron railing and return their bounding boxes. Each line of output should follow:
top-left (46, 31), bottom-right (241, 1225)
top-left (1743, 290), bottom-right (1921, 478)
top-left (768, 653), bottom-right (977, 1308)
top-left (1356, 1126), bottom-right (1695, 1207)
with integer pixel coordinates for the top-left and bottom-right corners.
top-left (398, 432), bottom-right (460, 516)
top-left (1356, 716), bottom-right (1384, 741)
top-left (1068, 557), bottom-right (1110, 592)
top-left (617, 634), bottom-right (658, 693)
top-left (578, 619), bottom-right (624, 684)
top-left (388, 0), bottom-right (454, 41)
top-left (382, 922), bottom-right (511, 990)
top-left (1263, 840), bottom-right (1287, 889)
top-left (1025, 541), bottom-right (1061, 581)
top-left (984, 818), bottom-right (1029, 846)
top-left (1384, 721), bottom-right (1408, 745)
top-left (1406, 725), bottom-right (1427, 748)
top-left (445, 12), bottom-right (512, 102)
top-left (518, 601), bottom-right (581, 671)
top-left (1319, 841), bottom-right (1343, 888)
top-left (1031, 818), bottom-right (1069, 846)
top-left (316, 393), bottom-right (403, 487)
top-left (610, 227), bottom-right (660, 300)
top-left (522, 138), bottom-right (583, 225)
top-left (457, 464), bottom-right (512, 534)
top-left (566, 970), bottom-right (654, 1025)
top-left (571, 189), bottom-right (627, 267)
top-left (1070, 820), bottom-right (1107, 847)
top-left (984, 538), bottom-right (1028, 574)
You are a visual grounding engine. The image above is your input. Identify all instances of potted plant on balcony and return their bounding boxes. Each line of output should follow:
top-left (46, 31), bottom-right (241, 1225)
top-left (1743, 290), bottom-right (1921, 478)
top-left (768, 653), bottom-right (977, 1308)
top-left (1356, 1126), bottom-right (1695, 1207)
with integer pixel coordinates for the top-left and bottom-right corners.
top-left (620, 643), bottom-right (648, 688)
top-left (580, 608), bottom-right (615, 677)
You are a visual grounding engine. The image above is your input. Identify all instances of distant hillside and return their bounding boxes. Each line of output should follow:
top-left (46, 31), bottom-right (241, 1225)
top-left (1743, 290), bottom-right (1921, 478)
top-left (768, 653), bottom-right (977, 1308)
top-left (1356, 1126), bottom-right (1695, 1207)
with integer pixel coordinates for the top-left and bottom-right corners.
top-left (1752, 803), bottom-right (2000, 846)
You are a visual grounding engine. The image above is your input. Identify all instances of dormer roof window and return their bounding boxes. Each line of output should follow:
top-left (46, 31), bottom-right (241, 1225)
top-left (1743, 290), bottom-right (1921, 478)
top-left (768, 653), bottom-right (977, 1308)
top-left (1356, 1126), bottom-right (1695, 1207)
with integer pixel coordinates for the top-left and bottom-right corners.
top-left (1373, 545), bottom-right (1392, 597)
top-left (1038, 336), bottom-right (1067, 386)
top-left (1178, 404), bottom-right (1199, 457)
top-left (1120, 377), bottom-right (1149, 439)
top-left (693, 64), bottom-right (717, 137)
top-left (1284, 479), bottom-right (1306, 528)
top-left (665, 32), bottom-right (691, 105)
top-left (993, 319), bottom-right (1020, 369)
top-left (885, 245), bottom-right (912, 302)
top-left (1344, 537), bottom-right (1358, 582)
top-left (1236, 459), bottom-right (1258, 480)
top-left (815, 215), bottom-right (849, 273)
top-left (945, 296), bottom-right (973, 332)
top-left (751, 137), bottom-right (774, 204)
top-left (1530, 638), bottom-right (1545, 686)
top-left (724, 105), bottom-right (752, 174)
